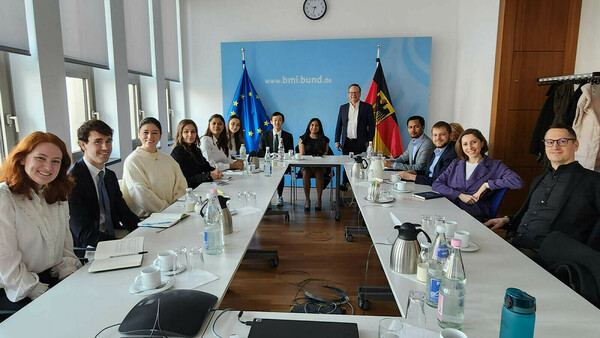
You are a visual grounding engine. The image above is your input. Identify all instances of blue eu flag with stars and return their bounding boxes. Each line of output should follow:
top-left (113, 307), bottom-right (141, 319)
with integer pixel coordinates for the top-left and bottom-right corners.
top-left (225, 61), bottom-right (271, 152)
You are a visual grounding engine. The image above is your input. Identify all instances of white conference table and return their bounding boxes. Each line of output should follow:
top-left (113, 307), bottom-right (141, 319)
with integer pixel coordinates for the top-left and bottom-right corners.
top-left (347, 165), bottom-right (600, 337)
top-left (0, 165), bottom-right (288, 337)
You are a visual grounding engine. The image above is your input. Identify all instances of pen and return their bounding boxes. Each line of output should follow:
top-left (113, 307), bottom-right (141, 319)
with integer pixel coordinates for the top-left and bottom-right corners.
top-left (141, 221), bottom-right (171, 226)
top-left (110, 251), bottom-right (148, 258)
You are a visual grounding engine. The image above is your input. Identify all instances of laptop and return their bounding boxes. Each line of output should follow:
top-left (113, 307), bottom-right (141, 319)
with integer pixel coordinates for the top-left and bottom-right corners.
top-left (247, 318), bottom-right (359, 338)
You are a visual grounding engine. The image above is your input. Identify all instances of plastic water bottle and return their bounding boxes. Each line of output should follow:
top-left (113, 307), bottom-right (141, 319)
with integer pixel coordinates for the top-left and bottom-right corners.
top-left (426, 224), bottom-right (449, 307)
top-left (366, 141), bottom-right (374, 158)
top-left (203, 189), bottom-right (223, 255)
top-left (500, 288), bottom-right (536, 338)
top-left (239, 143), bottom-right (246, 158)
top-left (437, 238), bottom-right (466, 329)
top-left (264, 146), bottom-right (272, 177)
top-left (184, 188), bottom-right (195, 212)
top-left (277, 136), bottom-right (285, 161)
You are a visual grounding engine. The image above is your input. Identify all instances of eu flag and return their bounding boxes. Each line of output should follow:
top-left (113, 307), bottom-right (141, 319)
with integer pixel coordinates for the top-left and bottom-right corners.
top-left (225, 60), bottom-right (271, 152)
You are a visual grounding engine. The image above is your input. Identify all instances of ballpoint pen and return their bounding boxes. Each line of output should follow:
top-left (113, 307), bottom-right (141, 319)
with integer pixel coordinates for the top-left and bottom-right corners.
top-left (109, 251), bottom-right (148, 258)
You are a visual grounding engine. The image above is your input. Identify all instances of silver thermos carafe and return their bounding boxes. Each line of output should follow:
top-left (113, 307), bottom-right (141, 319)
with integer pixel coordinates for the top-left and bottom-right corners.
top-left (390, 222), bottom-right (431, 274)
top-left (200, 195), bottom-right (233, 235)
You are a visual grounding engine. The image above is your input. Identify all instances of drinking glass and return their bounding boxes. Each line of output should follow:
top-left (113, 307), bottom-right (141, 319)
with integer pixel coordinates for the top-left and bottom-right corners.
top-left (238, 190), bottom-right (248, 207)
top-left (246, 191), bottom-right (256, 207)
top-left (421, 215), bottom-right (432, 234)
top-left (378, 318), bottom-right (404, 338)
top-left (187, 247), bottom-right (204, 272)
top-left (405, 290), bottom-right (427, 328)
top-left (174, 246), bottom-right (188, 274)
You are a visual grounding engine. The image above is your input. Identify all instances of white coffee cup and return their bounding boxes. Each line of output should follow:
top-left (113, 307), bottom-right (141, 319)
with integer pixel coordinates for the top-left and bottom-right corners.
top-left (454, 230), bottom-right (470, 248)
top-left (153, 250), bottom-right (176, 272)
top-left (445, 221), bottom-right (457, 238)
top-left (135, 266), bottom-right (161, 290)
top-left (440, 328), bottom-right (468, 338)
top-left (390, 174), bottom-right (399, 183)
top-left (394, 181), bottom-right (406, 191)
top-left (417, 262), bottom-right (428, 282)
top-left (294, 153), bottom-right (302, 160)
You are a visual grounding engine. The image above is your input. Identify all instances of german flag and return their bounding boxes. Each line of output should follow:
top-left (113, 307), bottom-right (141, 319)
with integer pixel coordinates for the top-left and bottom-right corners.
top-left (365, 58), bottom-right (404, 157)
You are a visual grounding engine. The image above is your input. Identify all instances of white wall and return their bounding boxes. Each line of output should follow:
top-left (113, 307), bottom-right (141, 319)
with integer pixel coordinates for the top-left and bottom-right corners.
top-left (180, 0), bottom-right (500, 136)
top-left (574, 0), bottom-right (600, 74)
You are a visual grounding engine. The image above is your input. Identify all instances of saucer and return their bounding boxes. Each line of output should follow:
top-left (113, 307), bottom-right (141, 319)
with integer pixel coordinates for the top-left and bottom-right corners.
top-left (162, 264), bottom-right (186, 276)
top-left (390, 188), bottom-right (411, 193)
top-left (460, 241), bottom-right (480, 252)
top-left (229, 208), bottom-right (237, 215)
top-left (364, 196), bottom-right (395, 204)
top-left (129, 278), bottom-right (174, 295)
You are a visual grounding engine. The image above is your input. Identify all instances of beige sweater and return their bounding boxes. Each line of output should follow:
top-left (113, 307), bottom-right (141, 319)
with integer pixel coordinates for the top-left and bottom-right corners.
top-left (122, 147), bottom-right (187, 216)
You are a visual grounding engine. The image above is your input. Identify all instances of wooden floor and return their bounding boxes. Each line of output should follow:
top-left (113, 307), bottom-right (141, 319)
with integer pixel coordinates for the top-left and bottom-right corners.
top-left (220, 187), bottom-right (401, 317)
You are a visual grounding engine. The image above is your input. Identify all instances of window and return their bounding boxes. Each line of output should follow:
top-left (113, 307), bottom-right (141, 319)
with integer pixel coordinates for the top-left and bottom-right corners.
top-left (129, 81), bottom-right (143, 149)
top-left (65, 63), bottom-right (96, 154)
top-left (166, 84), bottom-right (173, 141)
top-left (0, 51), bottom-right (18, 159)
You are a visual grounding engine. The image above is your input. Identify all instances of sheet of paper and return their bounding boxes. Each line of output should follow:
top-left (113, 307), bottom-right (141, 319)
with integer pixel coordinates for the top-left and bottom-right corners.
top-left (173, 270), bottom-right (220, 290)
top-left (138, 213), bottom-right (188, 228)
top-left (94, 237), bottom-right (144, 260)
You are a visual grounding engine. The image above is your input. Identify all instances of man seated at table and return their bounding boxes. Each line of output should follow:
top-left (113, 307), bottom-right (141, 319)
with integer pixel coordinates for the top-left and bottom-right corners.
top-left (485, 124), bottom-right (600, 255)
top-left (396, 121), bottom-right (457, 185)
top-left (384, 115), bottom-right (434, 171)
top-left (257, 112), bottom-right (294, 206)
top-left (69, 120), bottom-right (139, 252)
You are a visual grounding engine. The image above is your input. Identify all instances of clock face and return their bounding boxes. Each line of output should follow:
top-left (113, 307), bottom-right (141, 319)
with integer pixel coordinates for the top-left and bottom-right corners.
top-left (303, 0), bottom-right (327, 20)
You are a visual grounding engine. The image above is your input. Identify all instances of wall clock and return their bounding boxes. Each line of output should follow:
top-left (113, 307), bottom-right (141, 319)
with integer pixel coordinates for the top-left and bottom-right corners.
top-left (303, 0), bottom-right (327, 20)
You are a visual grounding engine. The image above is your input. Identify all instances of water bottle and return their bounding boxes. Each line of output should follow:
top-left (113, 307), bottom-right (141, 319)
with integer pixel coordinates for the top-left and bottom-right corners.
top-left (426, 224), bottom-right (449, 307)
top-left (264, 146), bottom-right (272, 177)
top-left (437, 238), bottom-right (466, 329)
top-left (367, 141), bottom-right (374, 158)
top-left (203, 189), bottom-right (223, 255)
top-left (184, 188), bottom-right (195, 212)
top-left (499, 288), bottom-right (536, 338)
top-left (277, 136), bottom-right (285, 161)
top-left (239, 143), bottom-right (246, 158)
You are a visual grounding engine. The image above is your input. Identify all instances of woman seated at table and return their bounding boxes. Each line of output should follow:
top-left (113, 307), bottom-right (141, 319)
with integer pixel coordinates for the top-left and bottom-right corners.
top-left (432, 128), bottom-right (523, 221)
top-left (171, 119), bottom-right (223, 189)
top-left (122, 117), bottom-right (187, 216)
top-left (199, 114), bottom-right (244, 170)
top-left (298, 118), bottom-right (330, 211)
top-left (0, 132), bottom-right (81, 321)
top-left (226, 115), bottom-right (243, 158)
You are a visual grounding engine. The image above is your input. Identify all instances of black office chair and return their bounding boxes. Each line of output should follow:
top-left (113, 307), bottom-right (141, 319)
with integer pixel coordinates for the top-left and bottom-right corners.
top-left (292, 145), bottom-right (335, 203)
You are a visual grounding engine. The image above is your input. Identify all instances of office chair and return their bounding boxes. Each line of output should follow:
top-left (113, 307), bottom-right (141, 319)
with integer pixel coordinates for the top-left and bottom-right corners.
top-left (488, 187), bottom-right (508, 218)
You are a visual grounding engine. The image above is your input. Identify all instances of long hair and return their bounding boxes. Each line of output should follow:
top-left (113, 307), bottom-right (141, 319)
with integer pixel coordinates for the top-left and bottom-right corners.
top-left (204, 114), bottom-right (229, 156)
top-left (226, 115), bottom-right (243, 153)
top-left (175, 119), bottom-right (199, 152)
top-left (302, 118), bottom-right (325, 139)
top-left (0, 132), bottom-right (74, 203)
top-left (455, 128), bottom-right (489, 161)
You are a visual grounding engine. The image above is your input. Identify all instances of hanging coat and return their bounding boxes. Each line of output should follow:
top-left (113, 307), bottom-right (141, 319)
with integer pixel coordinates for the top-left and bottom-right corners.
top-left (573, 83), bottom-right (600, 171)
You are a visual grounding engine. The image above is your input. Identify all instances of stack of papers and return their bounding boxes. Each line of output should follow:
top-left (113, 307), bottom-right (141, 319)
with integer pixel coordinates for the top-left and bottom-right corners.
top-left (138, 213), bottom-right (189, 228)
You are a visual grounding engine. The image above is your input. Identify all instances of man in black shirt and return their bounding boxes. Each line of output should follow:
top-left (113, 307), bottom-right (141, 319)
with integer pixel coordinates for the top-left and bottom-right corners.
top-left (485, 124), bottom-right (600, 253)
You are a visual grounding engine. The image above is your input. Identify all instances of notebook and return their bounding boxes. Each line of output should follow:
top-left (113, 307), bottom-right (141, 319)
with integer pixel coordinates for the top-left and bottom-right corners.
top-left (138, 213), bottom-right (189, 228)
top-left (247, 318), bottom-right (359, 338)
top-left (412, 191), bottom-right (444, 200)
top-left (88, 237), bottom-right (144, 272)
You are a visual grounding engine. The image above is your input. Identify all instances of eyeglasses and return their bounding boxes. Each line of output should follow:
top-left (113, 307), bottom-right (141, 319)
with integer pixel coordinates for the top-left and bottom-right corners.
top-left (543, 138), bottom-right (576, 147)
top-left (348, 91), bottom-right (360, 95)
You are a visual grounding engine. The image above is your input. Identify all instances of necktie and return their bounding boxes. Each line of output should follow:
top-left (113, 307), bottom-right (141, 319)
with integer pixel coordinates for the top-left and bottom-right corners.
top-left (98, 171), bottom-right (115, 237)
top-left (274, 133), bottom-right (279, 150)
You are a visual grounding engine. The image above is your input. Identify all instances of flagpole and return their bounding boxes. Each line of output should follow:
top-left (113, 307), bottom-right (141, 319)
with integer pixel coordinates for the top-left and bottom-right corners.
top-left (241, 48), bottom-right (246, 69)
top-left (376, 44), bottom-right (381, 66)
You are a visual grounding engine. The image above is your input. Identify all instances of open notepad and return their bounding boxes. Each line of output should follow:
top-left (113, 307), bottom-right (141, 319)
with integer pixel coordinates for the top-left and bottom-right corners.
top-left (138, 213), bottom-right (190, 228)
top-left (88, 237), bottom-right (145, 273)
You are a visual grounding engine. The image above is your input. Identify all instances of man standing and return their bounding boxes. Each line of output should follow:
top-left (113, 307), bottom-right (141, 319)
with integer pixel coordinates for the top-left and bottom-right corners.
top-left (398, 121), bottom-right (457, 185)
top-left (485, 124), bottom-right (600, 253)
top-left (384, 116), bottom-right (434, 171)
top-left (258, 112), bottom-right (294, 206)
top-left (335, 84), bottom-right (375, 189)
top-left (69, 120), bottom-right (139, 250)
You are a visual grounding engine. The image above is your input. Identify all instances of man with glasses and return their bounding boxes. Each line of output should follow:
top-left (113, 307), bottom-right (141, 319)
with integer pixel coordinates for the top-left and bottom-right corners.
top-left (335, 84), bottom-right (375, 189)
top-left (485, 124), bottom-right (600, 254)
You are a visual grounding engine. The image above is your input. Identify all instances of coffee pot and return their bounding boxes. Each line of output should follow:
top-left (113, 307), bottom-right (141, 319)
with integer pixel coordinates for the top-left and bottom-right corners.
top-left (352, 156), bottom-right (368, 178)
top-left (390, 222), bottom-right (431, 274)
top-left (200, 195), bottom-right (233, 235)
top-left (367, 156), bottom-right (385, 180)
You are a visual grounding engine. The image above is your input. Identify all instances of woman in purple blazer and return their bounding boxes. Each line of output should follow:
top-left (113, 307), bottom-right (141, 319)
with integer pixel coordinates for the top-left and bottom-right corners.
top-left (432, 129), bottom-right (523, 220)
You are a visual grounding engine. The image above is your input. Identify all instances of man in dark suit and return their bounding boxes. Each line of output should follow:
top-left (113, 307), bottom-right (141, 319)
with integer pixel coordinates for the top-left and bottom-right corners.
top-left (397, 121), bottom-right (457, 185)
top-left (69, 120), bottom-right (139, 251)
top-left (257, 112), bottom-right (294, 206)
top-left (335, 83), bottom-right (375, 188)
top-left (485, 124), bottom-right (600, 254)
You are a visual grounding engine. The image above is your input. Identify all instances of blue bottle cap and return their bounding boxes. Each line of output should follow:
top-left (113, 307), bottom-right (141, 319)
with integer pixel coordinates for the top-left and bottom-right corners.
top-left (504, 287), bottom-right (536, 314)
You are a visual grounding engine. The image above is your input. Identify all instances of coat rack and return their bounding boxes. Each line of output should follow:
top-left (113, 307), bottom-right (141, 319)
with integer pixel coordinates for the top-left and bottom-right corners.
top-left (537, 72), bottom-right (600, 86)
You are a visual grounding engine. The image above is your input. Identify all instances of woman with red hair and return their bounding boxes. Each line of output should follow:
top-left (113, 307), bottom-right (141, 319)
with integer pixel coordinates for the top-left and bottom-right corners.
top-left (0, 132), bottom-right (81, 321)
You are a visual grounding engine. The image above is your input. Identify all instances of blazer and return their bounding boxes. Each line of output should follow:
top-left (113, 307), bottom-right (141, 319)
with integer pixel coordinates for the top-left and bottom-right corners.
top-left (257, 129), bottom-right (294, 157)
top-left (68, 159), bottom-right (139, 248)
top-left (389, 134), bottom-right (435, 171)
top-left (508, 162), bottom-right (600, 250)
top-left (171, 144), bottom-right (215, 188)
top-left (432, 156), bottom-right (523, 218)
top-left (335, 101), bottom-right (375, 147)
top-left (414, 141), bottom-right (458, 185)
